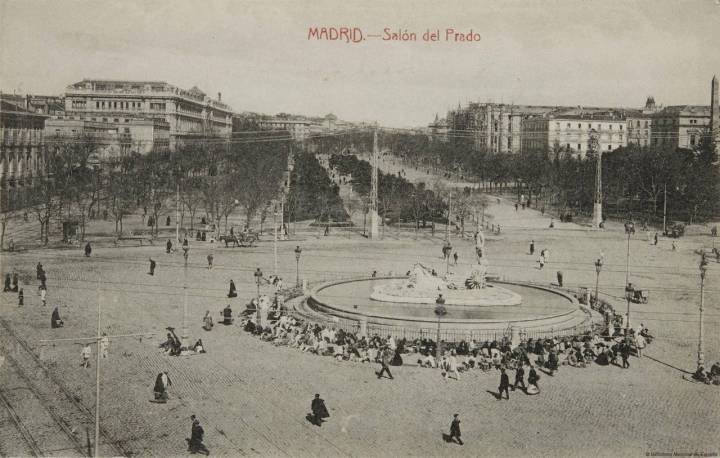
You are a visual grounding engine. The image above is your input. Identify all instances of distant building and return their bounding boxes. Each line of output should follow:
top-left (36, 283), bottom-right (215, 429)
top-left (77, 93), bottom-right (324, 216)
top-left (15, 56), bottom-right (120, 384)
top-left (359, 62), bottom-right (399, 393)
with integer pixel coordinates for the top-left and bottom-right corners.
top-left (522, 111), bottom-right (627, 157)
top-left (0, 100), bottom-right (47, 211)
top-left (44, 116), bottom-right (170, 160)
top-left (651, 105), bottom-right (710, 150)
top-left (64, 79), bottom-right (233, 147)
top-left (428, 113), bottom-right (449, 141)
top-left (0, 93), bottom-right (65, 115)
top-left (447, 102), bottom-right (558, 153)
top-left (256, 118), bottom-right (312, 140)
top-left (625, 97), bottom-right (658, 147)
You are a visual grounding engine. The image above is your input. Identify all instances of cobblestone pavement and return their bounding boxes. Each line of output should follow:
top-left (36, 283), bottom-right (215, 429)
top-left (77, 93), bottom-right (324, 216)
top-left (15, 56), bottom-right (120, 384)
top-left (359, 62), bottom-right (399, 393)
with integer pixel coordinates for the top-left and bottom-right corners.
top-left (0, 193), bottom-right (718, 457)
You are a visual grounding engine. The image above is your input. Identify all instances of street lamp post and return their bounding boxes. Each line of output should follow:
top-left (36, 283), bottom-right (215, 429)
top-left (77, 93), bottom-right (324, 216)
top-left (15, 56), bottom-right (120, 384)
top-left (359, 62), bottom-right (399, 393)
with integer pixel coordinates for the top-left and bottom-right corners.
top-left (624, 221), bottom-right (634, 332)
top-left (273, 204), bottom-right (278, 275)
top-left (434, 294), bottom-right (447, 357)
top-left (697, 258), bottom-right (708, 370)
top-left (294, 245), bottom-right (302, 287)
top-left (594, 258), bottom-right (603, 307)
top-left (254, 268), bottom-right (263, 324)
top-left (445, 241), bottom-right (453, 274)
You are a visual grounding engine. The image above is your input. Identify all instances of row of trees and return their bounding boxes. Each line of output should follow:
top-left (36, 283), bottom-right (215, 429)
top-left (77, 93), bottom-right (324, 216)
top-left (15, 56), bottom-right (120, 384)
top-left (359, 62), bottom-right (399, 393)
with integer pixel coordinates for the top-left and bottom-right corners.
top-left (2, 132), bottom-right (291, 248)
top-left (317, 129), bottom-right (720, 224)
top-left (286, 152), bottom-right (348, 223)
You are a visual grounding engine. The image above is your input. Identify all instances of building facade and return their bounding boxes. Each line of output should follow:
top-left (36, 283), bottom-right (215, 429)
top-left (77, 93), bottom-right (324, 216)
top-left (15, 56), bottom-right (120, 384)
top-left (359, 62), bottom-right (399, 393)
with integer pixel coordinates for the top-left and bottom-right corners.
top-left (64, 79), bottom-right (233, 147)
top-left (0, 100), bottom-right (48, 211)
top-left (625, 97), bottom-right (658, 147)
top-left (522, 112), bottom-right (627, 157)
top-left (651, 105), bottom-right (710, 150)
top-left (256, 118), bottom-right (312, 140)
top-left (446, 103), bottom-right (557, 153)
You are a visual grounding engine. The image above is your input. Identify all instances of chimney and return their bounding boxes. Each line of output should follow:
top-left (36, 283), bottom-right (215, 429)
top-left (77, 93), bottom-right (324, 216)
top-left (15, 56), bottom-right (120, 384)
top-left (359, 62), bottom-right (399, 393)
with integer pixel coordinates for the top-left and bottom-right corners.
top-left (217, 92), bottom-right (222, 102)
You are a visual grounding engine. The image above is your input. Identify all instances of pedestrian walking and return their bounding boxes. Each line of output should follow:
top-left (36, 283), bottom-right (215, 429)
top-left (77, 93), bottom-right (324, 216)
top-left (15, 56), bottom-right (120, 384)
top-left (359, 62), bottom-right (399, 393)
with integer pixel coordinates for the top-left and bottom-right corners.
top-left (376, 346), bottom-right (394, 379)
top-left (84, 242), bottom-right (92, 257)
top-left (187, 415), bottom-right (209, 455)
top-left (207, 253), bottom-right (214, 269)
top-left (11, 273), bottom-right (19, 292)
top-left (36, 262), bottom-right (43, 280)
top-left (40, 285), bottom-right (46, 306)
top-left (621, 342), bottom-right (631, 368)
top-left (653, 232), bottom-right (658, 246)
top-left (530, 240), bottom-right (535, 255)
top-left (515, 203), bottom-right (518, 211)
top-left (166, 239), bottom-right (172, 254)
top-left (227, 279), bottom-right (237, 298)
top-left (527, 365), bottom-right (540, 394)
top-left (445, 350), bottom-right (460, 380)
top-left (498, 368), bottom-right (510, 400)
top-left (556, 271), bottom-right (563, 287)
top-left (81, 343), bottom-right (92, 368)
top-left (100, 333), bottom-right (109, 358)
top-left (512, 364), bottom-right (526, 391)
top-left (453, 252), bottom-right (459, 265)
top-left (3, 273), bottom-right (11, 292)
top-left (538, 256), bottom-right (545, 270)
top-left (449, 414), bottom-right (463, 445)
top-left (18, 288), bottom-right (24, 306)
top-left (149, 258), bottom-right (156, 276)
top-left (310, 394), bottom-right (330, 426)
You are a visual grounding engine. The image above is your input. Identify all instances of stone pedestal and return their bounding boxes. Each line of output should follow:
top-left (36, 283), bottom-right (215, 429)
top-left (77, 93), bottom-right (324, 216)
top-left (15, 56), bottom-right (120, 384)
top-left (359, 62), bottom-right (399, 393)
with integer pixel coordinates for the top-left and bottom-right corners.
top-left (592, 202), bottom-right (603, 228)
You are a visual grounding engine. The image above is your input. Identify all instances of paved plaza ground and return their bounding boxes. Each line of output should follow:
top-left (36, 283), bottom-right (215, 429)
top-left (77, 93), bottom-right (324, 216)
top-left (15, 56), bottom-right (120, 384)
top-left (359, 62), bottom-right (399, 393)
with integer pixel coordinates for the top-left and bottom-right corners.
top-left (1, 172), bottom-right (719, 457)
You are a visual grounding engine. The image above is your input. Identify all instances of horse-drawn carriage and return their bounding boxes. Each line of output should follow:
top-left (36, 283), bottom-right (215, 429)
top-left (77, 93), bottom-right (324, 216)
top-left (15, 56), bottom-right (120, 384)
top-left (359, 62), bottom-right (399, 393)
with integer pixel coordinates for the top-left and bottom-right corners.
top-left (219, 229), bottom-right (259, 247)
top-left (666, 222), bottom-right (685, 238)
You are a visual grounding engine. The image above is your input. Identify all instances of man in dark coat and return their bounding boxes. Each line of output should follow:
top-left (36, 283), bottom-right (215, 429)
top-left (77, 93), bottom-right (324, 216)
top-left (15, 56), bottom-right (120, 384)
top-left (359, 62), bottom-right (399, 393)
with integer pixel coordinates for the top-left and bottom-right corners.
top-left (227, 280), bottom-right (237, 298)
top-left (311, 394), bottom-right (329, 426)
top-left (166, 239), bottom-right (172, 254)
top-left (11, 273), bottom-right (19, 292)
top-left (449, 413), bottom-right (463, 445)
top-left (620, 341), bottom-right (631, 369)
top-left (36, 263), bottom-right (43, 280)
top-left (187, 415), bottom-right (209, 455)
top-left (84, 242), bottom-right (92, 257)
top-left (149, 258), bottom-right (156, 276)
top-left (498, 368), bottom-right (510, 400)
top-left (3, 273), bottom-right (10, 292)
top-left (512, 364), bottom-right (526, 391)
top-left (530, 240), bottom-right (535, 255)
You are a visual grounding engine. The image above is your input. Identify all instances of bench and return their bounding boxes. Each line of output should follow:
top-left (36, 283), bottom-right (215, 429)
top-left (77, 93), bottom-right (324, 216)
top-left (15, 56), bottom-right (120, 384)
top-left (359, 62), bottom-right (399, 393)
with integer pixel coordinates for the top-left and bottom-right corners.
top-left (114, 236), bottom-right (154, 246)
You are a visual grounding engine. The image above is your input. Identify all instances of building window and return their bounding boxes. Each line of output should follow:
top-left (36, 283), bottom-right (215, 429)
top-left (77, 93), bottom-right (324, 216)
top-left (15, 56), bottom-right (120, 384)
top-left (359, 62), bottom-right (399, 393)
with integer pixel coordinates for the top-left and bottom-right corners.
top-left (566, 143), bottom-right (570, 150)
top-left (577, 143), bottom-right (582, 150)
top-left (113, 118), bottom-right (119, 122)
top-left (102, 118), bottom-right (108, 122)
top-left (608, 145), bottom-right (612, 150)
top-left (645, 121), bottom-right (649, 127)
top-left (588, 124), bottom-right (591, 129)
top-left (125, 119), bottom-right (129, 123)
top-left (609, 125), bottom-right (613, 130)
top-left (690, 135), bottom-right (696, 146)
top-left (96, 101), bottom-right (100, 109)
top-left (555, 122), bottom-right (560, 129)
top-left (620, 125), bottom-right (623, 130)
top-left (567, 123), bottom-right (570, 128)
top-left (578, 123), bottom-right (582, 129)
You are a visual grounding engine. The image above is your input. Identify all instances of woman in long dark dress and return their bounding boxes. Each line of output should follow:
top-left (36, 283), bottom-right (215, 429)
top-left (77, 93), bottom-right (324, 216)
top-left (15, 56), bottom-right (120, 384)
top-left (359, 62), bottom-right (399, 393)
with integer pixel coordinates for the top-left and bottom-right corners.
top-left (51, 307), bottom-right (64, 328)
top-left (227, 280), bottom-right (237, 298)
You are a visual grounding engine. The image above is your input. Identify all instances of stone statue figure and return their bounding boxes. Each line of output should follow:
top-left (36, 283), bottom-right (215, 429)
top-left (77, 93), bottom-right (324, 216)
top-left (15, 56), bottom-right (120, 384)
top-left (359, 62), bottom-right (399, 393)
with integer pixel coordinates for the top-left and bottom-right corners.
top-left (475, 230), bottom-right (486, 263)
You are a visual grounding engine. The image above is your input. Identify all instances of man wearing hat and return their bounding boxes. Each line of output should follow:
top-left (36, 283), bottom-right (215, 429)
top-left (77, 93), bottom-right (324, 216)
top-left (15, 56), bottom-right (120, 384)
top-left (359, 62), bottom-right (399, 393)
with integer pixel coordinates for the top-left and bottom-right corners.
top-left (310, 394), bottom-right (329, 426)
top-left (498, 368), bottom-right (510, 400)
top-left (187, 415), bottom-right (209, 455)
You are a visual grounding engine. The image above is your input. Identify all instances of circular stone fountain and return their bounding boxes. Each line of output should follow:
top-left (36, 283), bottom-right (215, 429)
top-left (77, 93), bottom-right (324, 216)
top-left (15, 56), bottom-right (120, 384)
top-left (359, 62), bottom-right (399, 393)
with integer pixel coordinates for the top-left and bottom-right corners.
top-left (297, 234), bottom-right (599, 340)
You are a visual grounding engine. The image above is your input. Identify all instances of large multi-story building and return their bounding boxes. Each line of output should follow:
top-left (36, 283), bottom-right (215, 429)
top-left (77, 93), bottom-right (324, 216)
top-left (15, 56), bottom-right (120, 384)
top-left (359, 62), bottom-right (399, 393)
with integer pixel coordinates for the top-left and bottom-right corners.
top-left (446, 103), bottom-right (558, 153)
top-left (522, 111), bottom-right (627, 157)
top-left (64, 79), bottom-right (233, 147)
top-left (0, 100), bottom-right (48, 211)
top-left (256, 118), bottom-right (312, 140)
top-left (651, 105), bottom-right (710, 150)
top-left (625, 97), bottom-right (658, 147)
top-left (45, 116), bottom-right (169, 157)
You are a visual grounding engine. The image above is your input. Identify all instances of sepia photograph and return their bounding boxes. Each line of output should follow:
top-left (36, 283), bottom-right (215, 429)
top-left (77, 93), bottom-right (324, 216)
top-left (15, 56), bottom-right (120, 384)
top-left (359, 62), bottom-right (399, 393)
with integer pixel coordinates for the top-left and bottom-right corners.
top-left (0, 0), bottom-right (719, 456)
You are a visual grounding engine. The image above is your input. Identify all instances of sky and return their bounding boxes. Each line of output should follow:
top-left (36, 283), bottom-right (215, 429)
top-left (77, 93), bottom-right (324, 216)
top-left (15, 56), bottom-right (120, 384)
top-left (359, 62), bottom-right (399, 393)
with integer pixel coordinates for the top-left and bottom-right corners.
top-left (1, 0), bottom-right (719, 127)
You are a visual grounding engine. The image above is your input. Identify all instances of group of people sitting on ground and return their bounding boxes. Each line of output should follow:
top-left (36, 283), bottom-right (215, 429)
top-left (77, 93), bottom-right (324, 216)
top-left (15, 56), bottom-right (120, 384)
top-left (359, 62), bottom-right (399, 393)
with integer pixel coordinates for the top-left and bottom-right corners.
top-left (158, 327), bottom-right (206, 356)
top-left (3, 272), bottom-right (19, 292)
top-left (693, 362), bottom-right (720, 385)
top-left (240, 313), bottom-right (405, 365)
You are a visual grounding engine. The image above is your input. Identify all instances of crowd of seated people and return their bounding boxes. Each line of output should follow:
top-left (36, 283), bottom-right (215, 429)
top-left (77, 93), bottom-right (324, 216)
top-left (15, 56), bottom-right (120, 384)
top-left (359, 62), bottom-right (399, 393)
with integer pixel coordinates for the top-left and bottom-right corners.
top-left (236, 305), bottom-right (654, 377)
top-left (240, 314), bottom-right (406, 365)
top-left (158, 327), bottom-right (207, 356)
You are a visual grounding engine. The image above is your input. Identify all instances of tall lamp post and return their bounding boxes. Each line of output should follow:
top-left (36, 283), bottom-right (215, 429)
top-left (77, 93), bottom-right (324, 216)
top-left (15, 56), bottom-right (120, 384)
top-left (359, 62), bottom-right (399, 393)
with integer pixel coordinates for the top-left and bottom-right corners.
top-left (434, 294), bottom-right (447, 357)
top-left (594, 258), bottom-right (603, 307)
top-left (624, 221), bottom-right (634, 332)
top-left (254, 268), bottom-right (263, 324)
top-left (445, 240), bottom-right (453, 274)
top-left (294, 245), bottom-right (302, 287)
top-left (697, 257), bottom-right (708, 370)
